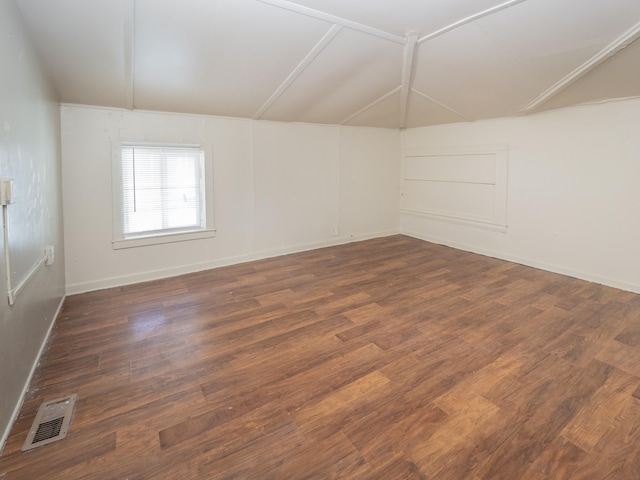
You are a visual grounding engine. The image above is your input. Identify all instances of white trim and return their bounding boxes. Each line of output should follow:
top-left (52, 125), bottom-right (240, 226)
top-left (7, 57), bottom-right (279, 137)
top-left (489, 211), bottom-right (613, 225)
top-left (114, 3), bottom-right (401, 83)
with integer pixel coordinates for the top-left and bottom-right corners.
top-left (3, 203), bottom-right (13, 305)
top-left (399, 33), bottom-right (418, 129)
top-left (401, 144), bottom-right (509, 230)
top-left (254, 24), bottom-right (342, 120)
top-left (249, 122), bottom-right (257, 253)
top-left (402, 229), bottom-right (640, 295)
top-left (403, 178), bottom-right (495, 185)
top-left (401, 208), bottom-right (508, 232)
top-left (0, 295), bottom-right (65, 454)
top-left (112, 228), bottom-right (217, 250)
top-left (3, 198), bottom-right (48, 305)
top-left (255, 0), bottom-right (405, 45)
top-left (335, 127), bottom-right (342, 237)
top-left (121, 141), bottom-right (200, 148)
top-left (123, 0), bottom-right (135, 110)
top-left (60, 103), bottom-right (399, 131)
top-left (418, 0), bottom-right (528, 44)
top-left (520, 20), bottom-right (640, 113)
top-left (341, 86), bottom-right (402, 125)
top-left (111, 139), bottom-right (124, 245)
top-left (410, 88), bottom-right (474, 122)
top-left (9, 254), bottom-right (47, 304)
top-left (402, 144), bottom-right (509, 157)
top-left (67, 230), bottom-right (400, 295)
top-left (112, 141), bottom-right (215, 246)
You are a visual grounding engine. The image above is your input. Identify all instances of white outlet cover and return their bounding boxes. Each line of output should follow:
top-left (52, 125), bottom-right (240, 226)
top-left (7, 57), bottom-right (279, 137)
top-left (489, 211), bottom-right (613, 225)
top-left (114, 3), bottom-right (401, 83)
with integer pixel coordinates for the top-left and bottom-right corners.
top-left (0, 178), bottom-right (15, 205)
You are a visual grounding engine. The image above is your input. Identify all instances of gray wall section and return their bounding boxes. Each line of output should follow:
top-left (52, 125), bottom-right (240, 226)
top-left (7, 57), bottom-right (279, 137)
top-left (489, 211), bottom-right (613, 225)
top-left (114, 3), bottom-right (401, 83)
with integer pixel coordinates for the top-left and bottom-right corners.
top-left (0, 0), bottom-right (65, 451)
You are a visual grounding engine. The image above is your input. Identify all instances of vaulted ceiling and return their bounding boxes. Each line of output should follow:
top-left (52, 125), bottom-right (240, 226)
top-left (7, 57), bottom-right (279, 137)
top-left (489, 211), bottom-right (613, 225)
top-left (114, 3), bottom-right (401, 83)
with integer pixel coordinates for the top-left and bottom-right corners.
top-left (15, 0), bottom-right (640, 129)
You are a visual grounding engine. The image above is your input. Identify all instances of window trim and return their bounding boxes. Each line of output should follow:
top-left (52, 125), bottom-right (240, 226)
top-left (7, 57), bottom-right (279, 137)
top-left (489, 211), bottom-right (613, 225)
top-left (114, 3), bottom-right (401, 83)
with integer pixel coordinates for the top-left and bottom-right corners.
top-left (112, 228), bottom-right (216, 250)
top-left (111, 141), bottom-right (215, 249)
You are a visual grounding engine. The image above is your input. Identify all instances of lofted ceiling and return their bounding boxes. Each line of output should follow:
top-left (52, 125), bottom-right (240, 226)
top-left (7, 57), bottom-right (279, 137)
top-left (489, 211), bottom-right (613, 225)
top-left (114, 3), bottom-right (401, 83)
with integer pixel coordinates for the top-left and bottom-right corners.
top-left (14, 0), bottom-right (640, 129)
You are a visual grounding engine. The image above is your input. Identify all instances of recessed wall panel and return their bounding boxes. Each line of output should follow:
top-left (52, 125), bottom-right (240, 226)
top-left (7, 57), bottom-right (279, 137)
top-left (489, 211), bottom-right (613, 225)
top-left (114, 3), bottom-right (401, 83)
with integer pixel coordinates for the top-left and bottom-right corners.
top-left (404, 180), bottom-right (495, 220)
top-left (401, 145), bottom-right (508, 230)
top-left (404, 154), bottom-right (496, 183)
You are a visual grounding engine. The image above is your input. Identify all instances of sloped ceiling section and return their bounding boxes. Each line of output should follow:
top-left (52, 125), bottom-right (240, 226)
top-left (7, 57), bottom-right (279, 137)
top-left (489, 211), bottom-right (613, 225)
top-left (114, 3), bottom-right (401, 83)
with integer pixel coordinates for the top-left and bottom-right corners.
top-left (15, 0), bottom-right (640, 128)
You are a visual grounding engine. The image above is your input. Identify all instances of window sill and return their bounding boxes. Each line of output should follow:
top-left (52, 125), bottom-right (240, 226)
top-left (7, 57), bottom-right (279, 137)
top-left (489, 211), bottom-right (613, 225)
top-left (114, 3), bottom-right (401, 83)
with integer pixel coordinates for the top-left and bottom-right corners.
top-left (112, 229), bottom-right (216, 250)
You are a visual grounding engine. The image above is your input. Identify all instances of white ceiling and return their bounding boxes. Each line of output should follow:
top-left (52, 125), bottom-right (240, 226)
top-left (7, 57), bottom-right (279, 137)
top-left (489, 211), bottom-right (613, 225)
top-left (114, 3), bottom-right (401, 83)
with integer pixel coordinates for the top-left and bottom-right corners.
top-left (15, 0), bottom-right (640, 129)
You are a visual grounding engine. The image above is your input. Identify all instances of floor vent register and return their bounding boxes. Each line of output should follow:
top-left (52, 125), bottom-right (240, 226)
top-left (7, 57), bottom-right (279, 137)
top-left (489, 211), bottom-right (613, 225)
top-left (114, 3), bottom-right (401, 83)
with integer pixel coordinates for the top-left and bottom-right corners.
top-left (21, 394), bottom-right (77, 452)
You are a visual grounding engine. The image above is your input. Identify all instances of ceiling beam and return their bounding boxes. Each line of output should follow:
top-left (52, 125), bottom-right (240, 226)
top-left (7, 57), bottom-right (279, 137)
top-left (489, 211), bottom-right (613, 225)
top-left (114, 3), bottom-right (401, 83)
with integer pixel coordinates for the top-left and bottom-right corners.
top-left (399, 33), bottom-right (418, 129)
top-left (520, 21), bottom-right (640, 113)
top-left (411, 88), bottom-right (474, 122)
top-left (341, 86), bottom-right (402, 125)
top-left (418, 0), bottom-right (527, 44)
top-left (255, 0), bottom-right (405, 44)
top-left (123, 0), bottom-right (135, 109)
top-left (254, 25), bottom-right (342, 120)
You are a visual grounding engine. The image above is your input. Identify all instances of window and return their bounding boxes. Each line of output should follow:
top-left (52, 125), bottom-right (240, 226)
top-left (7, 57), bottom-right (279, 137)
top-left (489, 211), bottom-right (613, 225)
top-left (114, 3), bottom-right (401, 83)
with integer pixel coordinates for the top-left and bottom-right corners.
top-left (112, 143), bottom-right (215, 249)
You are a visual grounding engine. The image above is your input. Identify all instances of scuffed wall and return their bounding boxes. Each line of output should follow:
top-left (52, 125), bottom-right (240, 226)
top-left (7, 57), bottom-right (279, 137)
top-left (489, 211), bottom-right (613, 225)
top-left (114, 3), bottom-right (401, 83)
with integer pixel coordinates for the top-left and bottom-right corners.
top-left (0, 0), bottom-right (65, 450)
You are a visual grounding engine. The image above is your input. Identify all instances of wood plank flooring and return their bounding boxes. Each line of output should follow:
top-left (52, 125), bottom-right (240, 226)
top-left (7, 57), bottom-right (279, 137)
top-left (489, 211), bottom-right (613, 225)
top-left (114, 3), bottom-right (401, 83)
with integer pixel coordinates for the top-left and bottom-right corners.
top-left (2, 235), bottom-right (640, 479)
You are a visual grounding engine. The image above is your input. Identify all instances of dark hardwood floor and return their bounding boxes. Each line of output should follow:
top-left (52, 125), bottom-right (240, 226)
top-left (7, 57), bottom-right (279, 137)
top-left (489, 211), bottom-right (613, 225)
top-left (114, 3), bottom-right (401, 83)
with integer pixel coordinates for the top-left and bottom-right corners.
top-left (2, 235), bottom-right (640, 479)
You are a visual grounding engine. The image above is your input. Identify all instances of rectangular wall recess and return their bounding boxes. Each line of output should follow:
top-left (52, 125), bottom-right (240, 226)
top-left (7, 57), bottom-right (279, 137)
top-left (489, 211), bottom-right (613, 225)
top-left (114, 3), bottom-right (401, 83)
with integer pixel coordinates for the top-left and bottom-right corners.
top-left (401, 144), bottom-right (509, 232)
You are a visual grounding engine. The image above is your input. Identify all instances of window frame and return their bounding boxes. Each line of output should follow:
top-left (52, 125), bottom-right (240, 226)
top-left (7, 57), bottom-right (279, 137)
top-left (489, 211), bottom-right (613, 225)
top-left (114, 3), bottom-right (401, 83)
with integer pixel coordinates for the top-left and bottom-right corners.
top-left (111, 141), bottom-right (215, 250)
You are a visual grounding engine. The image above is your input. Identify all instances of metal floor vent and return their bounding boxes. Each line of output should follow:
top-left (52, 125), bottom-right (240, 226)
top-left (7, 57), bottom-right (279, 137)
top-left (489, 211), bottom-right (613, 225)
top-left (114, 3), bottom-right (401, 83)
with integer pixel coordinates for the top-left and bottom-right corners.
top-left (22, 394), bottom-right (77, 452)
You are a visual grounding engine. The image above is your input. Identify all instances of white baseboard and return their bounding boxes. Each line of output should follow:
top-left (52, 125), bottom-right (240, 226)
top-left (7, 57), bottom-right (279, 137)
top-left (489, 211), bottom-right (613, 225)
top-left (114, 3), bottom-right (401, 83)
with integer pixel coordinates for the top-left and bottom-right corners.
top-left (402, 229), bottom-right (640, 295)
top-left (65, 230), bottom-right (400, 295)
top-left (247, 230), bottom-right (400, 264)
top-left (0, 294), bottom-right (65, 455)
top-left (65, 253), bottom-right (254, 295)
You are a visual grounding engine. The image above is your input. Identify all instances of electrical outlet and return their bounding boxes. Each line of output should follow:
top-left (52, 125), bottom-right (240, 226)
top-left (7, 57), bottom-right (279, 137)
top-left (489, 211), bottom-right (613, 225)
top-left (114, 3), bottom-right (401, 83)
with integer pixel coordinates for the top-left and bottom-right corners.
top-left (0, 178), bottom-right (15, 205)
top-left (45, 246), bottom-right (55, 266)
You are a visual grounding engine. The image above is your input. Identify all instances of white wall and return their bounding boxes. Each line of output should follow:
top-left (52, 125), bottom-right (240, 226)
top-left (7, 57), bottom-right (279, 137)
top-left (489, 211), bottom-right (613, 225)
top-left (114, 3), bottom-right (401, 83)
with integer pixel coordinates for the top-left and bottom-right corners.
top-left (0, 0), bottom-right (65, 450)
top-left (401, 98), bottom-right (640, 293)
top-left (61, 106), bottom-right (400, 293)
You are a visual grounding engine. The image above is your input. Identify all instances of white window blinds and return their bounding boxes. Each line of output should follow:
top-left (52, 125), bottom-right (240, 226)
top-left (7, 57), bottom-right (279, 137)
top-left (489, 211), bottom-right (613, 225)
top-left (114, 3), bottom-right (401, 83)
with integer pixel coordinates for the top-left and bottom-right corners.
top-left (121, 145), bottom-right (206, 237)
